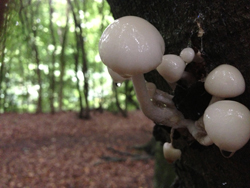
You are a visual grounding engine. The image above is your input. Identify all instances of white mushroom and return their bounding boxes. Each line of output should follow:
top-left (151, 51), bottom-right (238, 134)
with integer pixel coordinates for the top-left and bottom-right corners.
top-left (108, 68), bottom-right (128, 84)
top-left (157, 55), bottom-right (186, 83)
top-left (204, 64), bottom-right (245, 104)
top-left (99, 16), bottom-right (191, 126)
top-left (99, 16), bottom-right (167, 122)
top-left (163, 128), bottom-right (181, 163)
top-left (180, 47), bottom-right (195, 64)
top-left (188, 116), bottom-right (213, 146)
top-left (163, 142), bottom-right (181, 163)
top-left (203, 100), bottom-right (250, 156)
top-left (99, 16), bottom-right (165, 77)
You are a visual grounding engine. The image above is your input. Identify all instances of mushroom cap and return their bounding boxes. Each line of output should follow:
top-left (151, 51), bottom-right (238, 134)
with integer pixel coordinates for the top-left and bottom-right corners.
top-left (204, 64), bottom-right (245, 98)
top-left (163, 142), bottom-right (181, 163)
top-left (99, 16), bottom-right (165, 77)
top-left (157, 54), bottom-right (186, 83)
top-left (107, 68), bottom-right (129, 83)
top-left (203, 100), bottom-right (250, 152)
top-left (180, 47), bottom-right (195, 64)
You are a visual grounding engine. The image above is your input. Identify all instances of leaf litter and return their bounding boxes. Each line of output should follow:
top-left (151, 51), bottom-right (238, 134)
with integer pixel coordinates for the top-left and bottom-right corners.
top-left (0, 110), bottom-right (155, 188)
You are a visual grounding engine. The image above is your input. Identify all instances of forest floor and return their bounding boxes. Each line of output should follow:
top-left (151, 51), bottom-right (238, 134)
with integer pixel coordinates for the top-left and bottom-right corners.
top-left (0, 110), bottom-right (155, 188)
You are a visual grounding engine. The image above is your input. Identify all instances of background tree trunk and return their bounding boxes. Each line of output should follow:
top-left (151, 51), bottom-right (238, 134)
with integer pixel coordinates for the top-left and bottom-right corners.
top-left (58, 4), bottom-right (69, 111)
top-left (68, 0), bottom-right (91, 119)
top-left (48, 0), bottom-right (57, 114)
top-left (19, 0), bottom-right (43, 113)
top-left (106, 0), bottom-right (250, 187)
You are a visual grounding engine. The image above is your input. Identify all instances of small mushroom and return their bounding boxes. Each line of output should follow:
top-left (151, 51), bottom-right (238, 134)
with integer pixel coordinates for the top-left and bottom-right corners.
top-left (180, 47), bottom-right (195, 64)
top-left (204, 64), bottom-right (245, 104)
top-left (203, 100), bottom-right (250, 156)
top-left (163, 128), bottom-right (181, 163)
top-left (157, 55), bottom-right (186, 83)
top-left (163, 142), bottom-right (182, 163)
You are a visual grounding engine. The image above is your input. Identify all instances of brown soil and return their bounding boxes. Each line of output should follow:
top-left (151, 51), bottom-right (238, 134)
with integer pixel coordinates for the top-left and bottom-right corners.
top-left (0, 110), bottom-right (155, 188)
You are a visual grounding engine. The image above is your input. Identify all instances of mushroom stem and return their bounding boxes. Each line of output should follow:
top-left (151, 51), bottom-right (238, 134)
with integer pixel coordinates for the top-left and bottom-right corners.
top-left (132, 74), bottom-right (192, 127)
top-left (187, 117), bottom-right (213, 146)
top-left (152, 89), bottom-right (175, 107)
top-left (133, 74), bottom-right (214, 146)
top-left (132, 74), bottom-right (167, 123)
top-left (209, 96), bottom-right (222, 105)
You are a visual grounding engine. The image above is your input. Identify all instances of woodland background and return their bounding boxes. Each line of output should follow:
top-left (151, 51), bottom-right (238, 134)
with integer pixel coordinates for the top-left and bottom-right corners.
top-left (0, 1), bottom-right (164, 187)
top-left (0, 0), bottom-right (138, 117)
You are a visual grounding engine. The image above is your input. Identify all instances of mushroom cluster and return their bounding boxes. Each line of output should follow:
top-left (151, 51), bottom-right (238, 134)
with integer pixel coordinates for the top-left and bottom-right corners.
top-left (99, 16), bottom-right (250, 161)
top-left (200, 64), bottom-right (250, 156)
top-left (99, 16), bottom-right (193, 129)
top-left (157, 48), bottom-right (195, 83)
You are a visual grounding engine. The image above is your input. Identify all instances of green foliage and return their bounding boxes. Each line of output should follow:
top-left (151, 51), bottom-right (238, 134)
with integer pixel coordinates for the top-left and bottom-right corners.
top-left (0, 0), bottom-right (138, 113)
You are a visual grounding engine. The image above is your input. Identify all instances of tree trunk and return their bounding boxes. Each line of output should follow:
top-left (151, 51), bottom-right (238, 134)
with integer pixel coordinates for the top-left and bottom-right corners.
top-left (48, 0), bottom-right (57, 114)
top-left (58, 5), bottom-right (69, 111)
top-left (19, 0), bottom-right (43, 113)
top-left (68, 0), bottom-right (91, 119)
top-left (113, 83), bottom-right (127, 117)
top-left (0, 0), bottom-right (8, 31)
top-left (73, 51), bottom-right (84, 119)
top-left (0, 18), bottom-right (7, 112)
top-left (106, 0), bottom-right (250, 187)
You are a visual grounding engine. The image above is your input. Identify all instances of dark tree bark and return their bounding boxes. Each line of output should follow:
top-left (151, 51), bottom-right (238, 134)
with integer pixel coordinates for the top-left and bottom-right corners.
top-left (0, 0), bottom-right (8, 31)
top-left (106, 0), bottom-right (250, 187)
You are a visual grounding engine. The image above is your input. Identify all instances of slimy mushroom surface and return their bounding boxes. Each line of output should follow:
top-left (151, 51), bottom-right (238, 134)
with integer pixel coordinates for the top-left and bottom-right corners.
top-left (157, 55), bottom-right (186, 83)
top-left (163, 142), bottom-right (181, 163)
top-left (99, 16), bottom-right (165, 77)
top-left (180, 47), bottom-right (195, 64)
top-left (203, 100), bottom-right (250, 153)
top-left (205, 64), bottom-right (245, 98)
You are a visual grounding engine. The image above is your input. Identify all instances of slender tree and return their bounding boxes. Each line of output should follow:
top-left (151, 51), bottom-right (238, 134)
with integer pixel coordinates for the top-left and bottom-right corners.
top-left (19, 0), bottom-right (43, 113)
top-left (0, 15), bottom-right (7, 111)
top-left (68, 0), bottom-right (90, 119)
top-left (58, 4), bottom-right (69, 111)
top-left (48, 0), bottom-right (57, 114)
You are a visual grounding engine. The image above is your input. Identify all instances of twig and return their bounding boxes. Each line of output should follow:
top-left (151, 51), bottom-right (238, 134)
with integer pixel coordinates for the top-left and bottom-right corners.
top-left (106, 146), bottom-right (140, 157)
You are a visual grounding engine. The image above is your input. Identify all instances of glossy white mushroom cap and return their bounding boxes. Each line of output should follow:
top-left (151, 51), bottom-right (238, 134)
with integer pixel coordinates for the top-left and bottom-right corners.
top-left (203, 100), bottom-right (250, 152)
top-left (204, 64), bottom-right (245, 98)
top-left (180, 47), bottom-right (195, 64)
top-left (107, 68), bottom-right (128, 83)
top-left (99, 16), bottom-right (165, 77)
top-left (163, 142), bottom-right (181, 163)
top-left (157, 55), bottom-right (186, 83)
